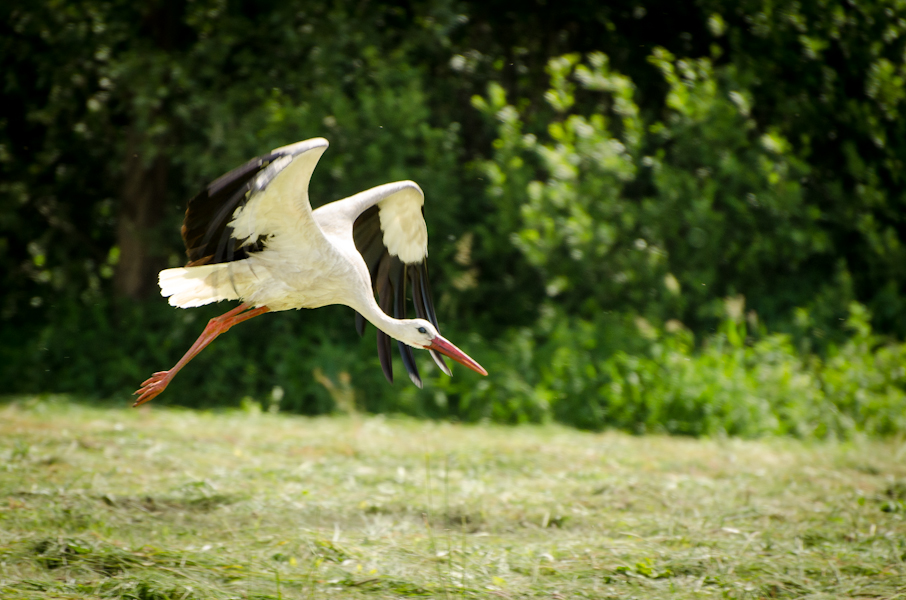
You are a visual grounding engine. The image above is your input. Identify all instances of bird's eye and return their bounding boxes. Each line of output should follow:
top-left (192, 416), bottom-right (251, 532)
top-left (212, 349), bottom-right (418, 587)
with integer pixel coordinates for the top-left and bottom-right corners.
top-left (417, 326), bottom-right (427, 334)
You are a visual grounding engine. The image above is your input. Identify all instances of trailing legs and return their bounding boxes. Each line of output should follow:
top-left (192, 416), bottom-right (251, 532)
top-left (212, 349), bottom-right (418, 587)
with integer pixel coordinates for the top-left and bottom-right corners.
top-left (133, 303), bottom-right (270, 407)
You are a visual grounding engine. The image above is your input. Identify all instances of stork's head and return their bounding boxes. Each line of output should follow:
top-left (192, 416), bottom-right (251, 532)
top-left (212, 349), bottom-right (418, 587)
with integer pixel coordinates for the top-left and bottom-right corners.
top-left (403, 319), bottom-right (488, 376)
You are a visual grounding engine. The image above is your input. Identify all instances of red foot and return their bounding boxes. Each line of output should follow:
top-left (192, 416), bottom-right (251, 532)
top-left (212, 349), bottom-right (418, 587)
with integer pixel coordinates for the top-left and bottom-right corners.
top-left (133, 371), bottom-right (172, 407)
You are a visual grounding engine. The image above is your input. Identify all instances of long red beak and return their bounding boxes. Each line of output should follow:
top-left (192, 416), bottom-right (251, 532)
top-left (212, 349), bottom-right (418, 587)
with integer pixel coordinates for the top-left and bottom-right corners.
top-left (427, 335), bottom-right (488, 376)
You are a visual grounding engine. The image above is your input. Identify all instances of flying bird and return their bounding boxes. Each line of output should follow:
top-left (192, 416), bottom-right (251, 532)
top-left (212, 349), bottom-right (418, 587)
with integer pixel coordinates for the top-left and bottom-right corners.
top-left (133, 138), bottom-right (486, 407)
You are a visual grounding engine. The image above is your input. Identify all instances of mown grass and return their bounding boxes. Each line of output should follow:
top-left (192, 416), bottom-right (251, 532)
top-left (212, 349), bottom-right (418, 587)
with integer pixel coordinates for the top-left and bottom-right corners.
top-left (1, 396), bottom-right (904, 599)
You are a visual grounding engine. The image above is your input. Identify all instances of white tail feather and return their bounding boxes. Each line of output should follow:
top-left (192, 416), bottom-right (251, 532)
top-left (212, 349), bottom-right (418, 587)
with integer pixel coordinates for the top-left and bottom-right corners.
top-left (159, 265), bottom-right (242, 308)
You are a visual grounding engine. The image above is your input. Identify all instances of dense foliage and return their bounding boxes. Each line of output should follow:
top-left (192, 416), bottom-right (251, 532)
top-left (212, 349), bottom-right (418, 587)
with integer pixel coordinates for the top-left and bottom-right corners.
top-left (2, 0), bottom-right (905, 436)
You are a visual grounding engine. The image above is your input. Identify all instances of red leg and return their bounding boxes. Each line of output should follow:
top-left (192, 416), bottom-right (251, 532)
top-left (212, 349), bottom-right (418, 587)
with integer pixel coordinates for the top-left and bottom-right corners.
top-left (133, 303), bottom-right (270, 407)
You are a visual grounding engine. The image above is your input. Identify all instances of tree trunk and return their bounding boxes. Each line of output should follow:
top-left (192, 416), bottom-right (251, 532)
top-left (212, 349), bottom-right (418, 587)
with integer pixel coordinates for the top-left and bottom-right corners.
top-left (113, 130), bottom-right (169, 299)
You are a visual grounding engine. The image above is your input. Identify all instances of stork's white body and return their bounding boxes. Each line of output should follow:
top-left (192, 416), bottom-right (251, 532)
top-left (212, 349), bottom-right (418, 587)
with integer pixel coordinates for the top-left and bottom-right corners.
top-left (159, 140), bottom-right (425, 340)
top-left (134, 137), bottom-right (484, 407)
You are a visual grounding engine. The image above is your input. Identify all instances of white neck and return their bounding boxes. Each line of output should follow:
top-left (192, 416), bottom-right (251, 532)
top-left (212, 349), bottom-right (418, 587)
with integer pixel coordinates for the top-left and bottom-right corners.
top-left (351, 293), bottom-right (418, 347)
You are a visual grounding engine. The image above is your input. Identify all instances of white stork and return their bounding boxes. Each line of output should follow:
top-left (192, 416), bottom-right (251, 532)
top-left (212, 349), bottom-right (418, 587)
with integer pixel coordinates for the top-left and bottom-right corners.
top-left (133, 137), bottom-right (486, 407)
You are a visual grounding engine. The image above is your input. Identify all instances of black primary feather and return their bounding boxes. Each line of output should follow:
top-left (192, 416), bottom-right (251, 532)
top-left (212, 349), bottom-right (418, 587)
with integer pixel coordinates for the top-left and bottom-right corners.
top-left (354, 311), bottom-right (367, 337)
top-left (352, 208), bottom-right (381, 337)
top-left (375, 253), bottom-right (395, 383)
top-left (182, 149), bottom-right (300, 267)
top-left (352, 205), bottom-right (384, 284)
top-left (410, 264), bottom-right (448, 373)
top-left (390, 261), bottom-right (422, 388)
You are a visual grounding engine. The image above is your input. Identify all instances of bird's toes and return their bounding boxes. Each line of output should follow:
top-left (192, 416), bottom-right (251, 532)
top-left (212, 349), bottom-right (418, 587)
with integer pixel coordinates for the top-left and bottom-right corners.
top-left (140, 371), bottom-right (169, 386)
top-left (133, 384), bottom-right (152, 399)
top-left (133, 371), bottom-right (172, 406)
top-left (132, 387), bottom-right (159, 407)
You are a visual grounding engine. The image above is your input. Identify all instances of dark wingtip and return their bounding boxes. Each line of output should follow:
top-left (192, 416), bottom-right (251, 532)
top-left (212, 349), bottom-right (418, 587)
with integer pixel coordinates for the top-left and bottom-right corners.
top-left (397, 341), bottom-right (422, 388)
top-left (355, 311), bottom-right (366, 337)
top-left (430, 349), bottom-right (452, 376)
top-left (377, 330), bottom-right (393, 383)
top-left (409, 370), bottom-right (423, 389)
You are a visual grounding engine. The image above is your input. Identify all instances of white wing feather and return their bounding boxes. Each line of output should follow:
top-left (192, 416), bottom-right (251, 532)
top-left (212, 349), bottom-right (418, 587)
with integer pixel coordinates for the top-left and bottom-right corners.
top-left (230, 139), bottom-right (328, 244)
top-left (376, 184), bottom-right (427, 263)
top-left (318, 180), bottom-right (428, 264)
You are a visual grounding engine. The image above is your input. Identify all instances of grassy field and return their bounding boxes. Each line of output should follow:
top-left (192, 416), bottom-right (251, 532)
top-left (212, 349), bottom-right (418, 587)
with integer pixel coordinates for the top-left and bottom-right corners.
top-left (1, 397), bottom-right (904, 599)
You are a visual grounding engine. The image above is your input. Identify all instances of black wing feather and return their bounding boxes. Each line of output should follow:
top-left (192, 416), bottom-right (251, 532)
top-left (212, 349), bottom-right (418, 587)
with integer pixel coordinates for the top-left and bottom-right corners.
top-left (410, 264), bottom-right (449, 373)
top-left (352, 204), bottom-right (445, 385)
top-left (375, 253), bottom-right (395, 383)
top-left (354, 311), bottom-right (367, 337)
top-left (352, 205), bottom-right (384, 282)
top-left (352, 205), bottom-right (385, 340)
top-left (419, 263), bottom-right (441, 328)
top-left (181, 150), bottom-right (290, 266)
top-left (390, 261), bottom-right (422, 388)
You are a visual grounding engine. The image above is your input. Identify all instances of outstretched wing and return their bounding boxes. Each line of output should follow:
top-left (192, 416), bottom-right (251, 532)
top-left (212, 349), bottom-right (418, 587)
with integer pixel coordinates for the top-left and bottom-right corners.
top-left (350, 182), bottom-right (450, 387)
top-left (181, 138), bottom-right (329, 266)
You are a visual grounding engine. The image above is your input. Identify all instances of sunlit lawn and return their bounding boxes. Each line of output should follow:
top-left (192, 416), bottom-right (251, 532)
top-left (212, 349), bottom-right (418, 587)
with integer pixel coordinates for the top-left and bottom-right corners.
top-left (1, 396), bottom-right (904, 599)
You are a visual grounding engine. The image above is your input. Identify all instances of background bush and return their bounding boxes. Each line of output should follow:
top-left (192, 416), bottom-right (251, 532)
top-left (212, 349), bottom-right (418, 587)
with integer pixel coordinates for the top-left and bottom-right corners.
top-left (2, 0), bottom-right (906, 438)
